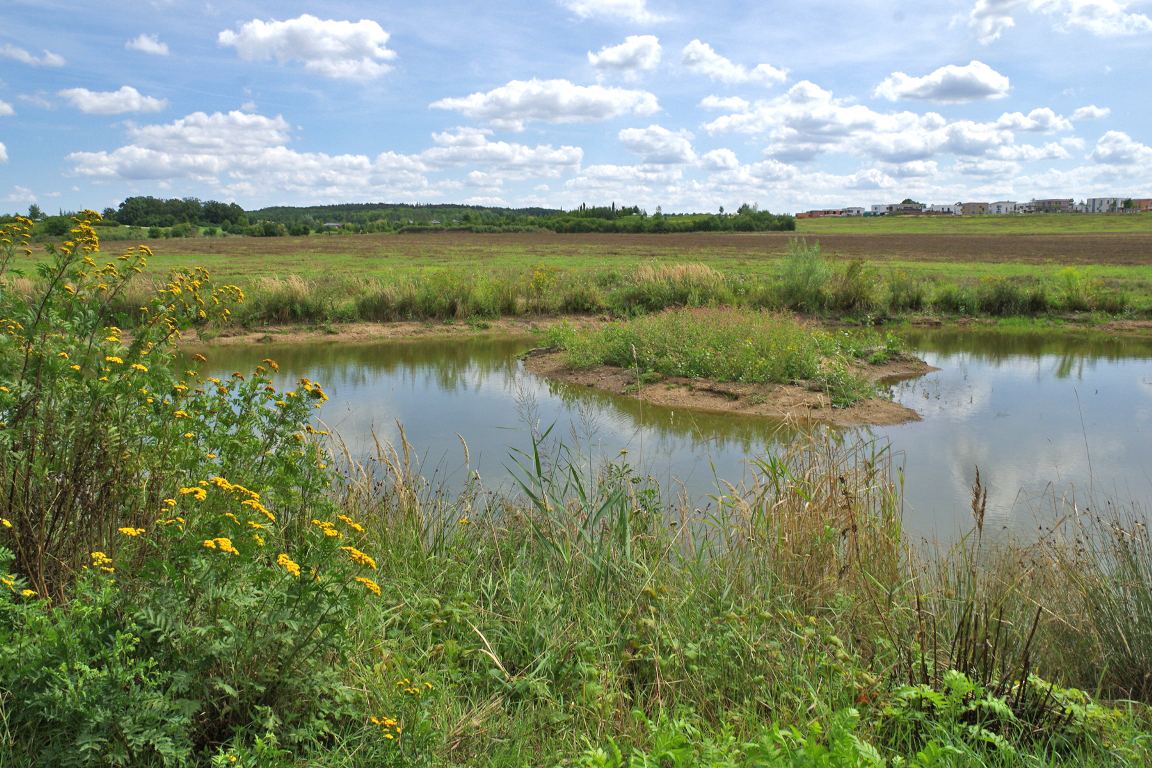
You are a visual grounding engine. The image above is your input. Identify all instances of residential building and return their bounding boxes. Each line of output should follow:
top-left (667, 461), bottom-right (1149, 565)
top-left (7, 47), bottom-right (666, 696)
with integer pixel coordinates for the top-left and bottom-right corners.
top-left (842, 207), bottom-right (865, 216)
top-left (796, 209), bottom-right (842, 218)
top-left (1134, 199), bottom-right (1152, 212)
top-left (1087, 197), bottom-right (1126, 213)
top-left (960, 202), bottom-right (989, 215)
top-left (929, 203), bottom-right (959, 214)
top-left (1026, 198), bottom-right (1073, 213)
top-left (871, 204), bottom-right (894, 216)
top-left (990, 201), bottom-right (1016, 214)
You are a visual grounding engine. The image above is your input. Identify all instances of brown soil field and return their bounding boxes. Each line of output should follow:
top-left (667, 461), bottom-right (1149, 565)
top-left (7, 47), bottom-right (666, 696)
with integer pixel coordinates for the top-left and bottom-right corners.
top-left (523, 350), bottom-right (937, 428)
top-left (116, 231), bottom-right (1152, 269)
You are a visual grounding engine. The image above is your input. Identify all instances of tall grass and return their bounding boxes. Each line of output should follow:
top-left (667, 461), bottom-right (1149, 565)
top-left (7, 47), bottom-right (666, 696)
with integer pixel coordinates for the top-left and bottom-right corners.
top-left (548, 307), bottom-right (896, 406)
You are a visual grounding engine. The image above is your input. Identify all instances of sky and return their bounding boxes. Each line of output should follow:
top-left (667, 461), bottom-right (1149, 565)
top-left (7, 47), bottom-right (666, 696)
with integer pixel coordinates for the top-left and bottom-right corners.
top-left (1, 0), bottom-right (1151, 215)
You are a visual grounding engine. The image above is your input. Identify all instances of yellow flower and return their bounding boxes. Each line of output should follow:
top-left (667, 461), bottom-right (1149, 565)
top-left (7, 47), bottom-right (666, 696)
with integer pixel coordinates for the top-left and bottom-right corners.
top-left (203, 539), bottom-right (216, 549)
top-left (162, 498), bottom-right (177, 507)
top-left (262, 358), bottom-right (278, 372)
top-left (0, 518), bottom-right (11, 528)
top-left (337, 514), bottom-right (364, 532)
top-left (56, 352), bottom-right (68, 359)
top-left (70, 364), bottom-right (81, 371)
top-left (131, 363), bottom-right (147, 372)
top-left (179, 487), bottom-right (207, 502)
top-left (241, 498), bottom-right (274, 521)
top-left (21, 589), bottom-right (36, 598)
top-left (355, 577), bottom-right (381, 596)
top-left (105, 356), bottom-right (123, 364)
top-left (277, 553), bottom-right (301, 577)
top-left (118, 527), bottom-right (145, 536)
top-left (183, 432), bottom-right (195, 439)
top-left (340, 546), bottom-right (377, 570)
top-left (193, 353), bottom-right (207, 362)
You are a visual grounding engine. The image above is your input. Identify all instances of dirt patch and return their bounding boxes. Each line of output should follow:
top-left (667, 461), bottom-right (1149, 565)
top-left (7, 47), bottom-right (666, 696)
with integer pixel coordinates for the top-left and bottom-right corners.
top-left (522, 351), bottom-right (937, 428)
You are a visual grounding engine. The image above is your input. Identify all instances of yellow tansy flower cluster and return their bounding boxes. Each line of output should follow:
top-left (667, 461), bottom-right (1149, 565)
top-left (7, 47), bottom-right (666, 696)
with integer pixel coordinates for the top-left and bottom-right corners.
top-left (355, 577), bottom-right (381, 596)
top-left (203, 537), bottom-right (239, 555)
top-left (337, 514), bottom-right (364, 533)
top-left (276, 553), bottom-right (301, 577)
top-left (311, 519), bottom-right (342, 538)
top-left (118, 527), bottom-right (146, 536)
top-left (370, 716), bottom-right (401, 741)
top-left (340, 546), bottom-right (376, 570)
top-left (90, 552), bottom-right (114, 572)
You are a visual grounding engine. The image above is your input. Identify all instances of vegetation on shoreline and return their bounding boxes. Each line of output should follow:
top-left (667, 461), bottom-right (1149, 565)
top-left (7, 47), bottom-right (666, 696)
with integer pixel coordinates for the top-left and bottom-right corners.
top-left (544, 307), bottom-right (900, 407)
top-left (2, 215), bottom-right (1152, 766)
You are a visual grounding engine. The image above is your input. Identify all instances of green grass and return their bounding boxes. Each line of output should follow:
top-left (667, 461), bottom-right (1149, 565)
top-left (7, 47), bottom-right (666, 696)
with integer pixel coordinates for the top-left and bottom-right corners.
top-left (547, 307), bottom-right (895, 406)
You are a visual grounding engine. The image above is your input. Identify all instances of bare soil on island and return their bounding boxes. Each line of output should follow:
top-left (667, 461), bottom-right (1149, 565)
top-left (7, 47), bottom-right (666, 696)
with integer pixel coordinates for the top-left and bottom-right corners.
top-left (522, 351), bottom-right (938, 428)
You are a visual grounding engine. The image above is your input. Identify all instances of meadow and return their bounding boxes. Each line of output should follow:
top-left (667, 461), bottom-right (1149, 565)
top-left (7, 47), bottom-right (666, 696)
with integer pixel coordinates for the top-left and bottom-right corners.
top-left (3, 214), bottom-right (1152, 766)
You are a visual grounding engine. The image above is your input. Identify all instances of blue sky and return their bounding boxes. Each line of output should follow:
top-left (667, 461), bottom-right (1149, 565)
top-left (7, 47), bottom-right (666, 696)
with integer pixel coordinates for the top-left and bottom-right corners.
top-left (1, 0), bottom-right (1150, 214)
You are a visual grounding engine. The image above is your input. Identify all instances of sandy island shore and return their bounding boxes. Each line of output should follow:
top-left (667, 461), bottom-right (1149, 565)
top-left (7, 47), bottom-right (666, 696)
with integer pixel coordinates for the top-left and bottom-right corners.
top-left (522, 350), bottom-right (938, 428)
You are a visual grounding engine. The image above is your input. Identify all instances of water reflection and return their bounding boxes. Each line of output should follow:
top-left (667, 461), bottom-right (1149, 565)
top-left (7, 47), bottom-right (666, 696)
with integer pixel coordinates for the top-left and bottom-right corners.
top-left (193, 328), bottom-right (1152, 539)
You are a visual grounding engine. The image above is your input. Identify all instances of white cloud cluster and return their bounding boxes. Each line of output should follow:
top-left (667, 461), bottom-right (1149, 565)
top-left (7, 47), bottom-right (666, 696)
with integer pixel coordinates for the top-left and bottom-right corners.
top-left (0, 142), bottom-right (6, 163)
top-left (588, 36), bottom-right (661, 75)
top-left (1089, 130), bottom-right (1152, 165)
top-left (58, 86), bottom-right (168, 115)
top-left (0, 43), bottom-right (65, 67)
top-left (970, 0), bottom-right (1152, 43)
top-left (0, 100), bottom-right (14, 117)
top-left (561, 0), bottom-right (664, 23)
top-left (994, 107), bottom-right (1072, 132)
top-left (125, 34), bottom-right (169, 56)
top-left (618, 124), bottom-right (695, 164)
top-left (874, 61), bottom-right (1010, 103)
top-left (64, 110), bottom-right (583, 200)
top-left (681, 40), bottom-right (786, 85)
top-left (431, 78), bottom-right (659, 131)
top-left (700, 80), bottom-right (1072, 178)
top-left (218, 14), bottom-right (397, 79)
top-left (1072, 104), bottom-right (1110, 119)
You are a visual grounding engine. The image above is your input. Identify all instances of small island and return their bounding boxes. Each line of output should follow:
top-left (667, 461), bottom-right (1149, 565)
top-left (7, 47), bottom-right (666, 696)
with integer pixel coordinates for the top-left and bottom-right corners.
top-left (526, 308), bottom-right (936, 427)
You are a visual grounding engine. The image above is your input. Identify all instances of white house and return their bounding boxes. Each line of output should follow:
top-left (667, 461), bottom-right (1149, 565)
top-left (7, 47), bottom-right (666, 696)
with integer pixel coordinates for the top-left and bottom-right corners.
top-left (1087, 197), bottom-right (1126, 213)
top-left (929, 203), bottom-right (959, 214)
top-left (990, 201), bottom-right (1016, 214)
top-left (871, 204), bottom-right (894, 216)
top-left (842, 207), bottom-right (865, 217)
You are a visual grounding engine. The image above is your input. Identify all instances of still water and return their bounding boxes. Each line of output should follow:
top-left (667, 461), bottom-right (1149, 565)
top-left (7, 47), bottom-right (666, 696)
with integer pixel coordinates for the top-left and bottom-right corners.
top-left (195, 329), bottom-right (1152, 537)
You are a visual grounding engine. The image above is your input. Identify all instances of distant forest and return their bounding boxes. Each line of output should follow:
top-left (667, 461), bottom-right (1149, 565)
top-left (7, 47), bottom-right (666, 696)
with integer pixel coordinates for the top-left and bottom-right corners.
top-left (7, 197), bottom-right (795, 237)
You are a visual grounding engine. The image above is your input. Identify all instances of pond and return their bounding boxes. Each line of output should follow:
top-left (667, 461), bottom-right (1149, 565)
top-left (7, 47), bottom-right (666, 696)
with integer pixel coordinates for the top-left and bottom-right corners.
top-left (195, 328), bottom-right (1152, 538)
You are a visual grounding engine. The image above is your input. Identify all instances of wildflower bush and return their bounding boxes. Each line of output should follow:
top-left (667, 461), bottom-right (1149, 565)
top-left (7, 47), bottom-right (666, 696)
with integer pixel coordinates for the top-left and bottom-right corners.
top-left (0, 213), bottom-right (377, 764)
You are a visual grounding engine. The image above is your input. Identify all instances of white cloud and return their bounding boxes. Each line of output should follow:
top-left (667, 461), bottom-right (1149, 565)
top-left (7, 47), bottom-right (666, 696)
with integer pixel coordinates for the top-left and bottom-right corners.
top-left (618, 124), bottom-right (695, 164)
top-left (681, 40), bottom-right (786, 85)
top-left (561, 0), bottom-right (665, 23)
top-left (58, 86), bottom-right (168, 115)
top-left (421, 127), bottom-right (583, 178)
top-left (699, 95), bottom-right (749, 111)
top-left (218, 14), bottom-right (397, 79)
top-left (969, 0), bottom-right (1023, 43)
top-left (431, 78), bottom-right (658, 131)
top-left (874, 61), bottom-right (1009, 102)
top-left (1089, 131), bottom-right (1152, 165)
top-left (0, 101), bottom-right (14, 117)
top-left (1061, 136), bottom-right (1087, 149)
top-left (844, 169), bottom-right (899, 190)
top-left (700, 79), bottom-right (1074, 173)
top-left (969, 0), bottom-right (1152, 43)
top-left (64, 110), bottom-right (581, 201)
top-left (1, 186), bottom-right (37, 203)
top-left (994, 107), bottom-right (1072, 132)
top-left (240, 101), bottom-right (258, 113)
top-left (125, 34), bottom-right (169, 56)
top-left (1072, 104), bottom-right (1110, 119)
top-left (588, 36), bottom-right (661, 75)
top-left (0, 142), bottom-right (6, 163)
top-left (877, 160), bottom-right (939, 177)
top-left (699, 148), bottom-right (739, 170)
top-left (0, 43), bottom-right (65, 67)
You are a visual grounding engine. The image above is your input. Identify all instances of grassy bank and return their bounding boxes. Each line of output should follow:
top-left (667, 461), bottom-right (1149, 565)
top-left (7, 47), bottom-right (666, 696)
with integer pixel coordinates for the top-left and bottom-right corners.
top-left (13, 238), bottom-right (1130, 331)
top-left (2, 214), bottom-right (1152, 766)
